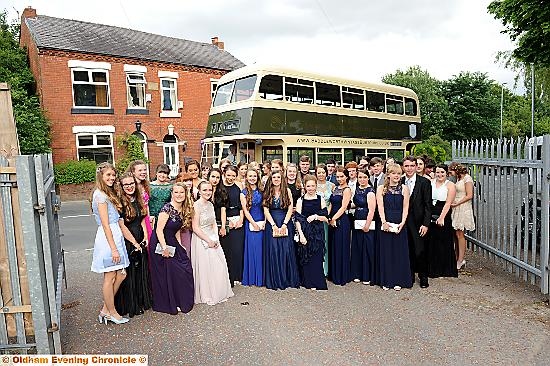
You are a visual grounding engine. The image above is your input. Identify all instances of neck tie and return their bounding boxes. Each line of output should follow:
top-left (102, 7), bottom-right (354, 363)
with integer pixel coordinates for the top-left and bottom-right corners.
top-left (373, 176), bottom-right (378, 191)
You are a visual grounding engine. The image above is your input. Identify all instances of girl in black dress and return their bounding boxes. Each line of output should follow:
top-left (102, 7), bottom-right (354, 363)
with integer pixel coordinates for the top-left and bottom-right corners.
top-left (295, 175), bottom-right (328, 290)
top-left (286, 163), bottom-right (303, 207)
top-left (220, 165), bottom-right (245, 286)
top-left (115, 172), bottom-right (152, 317)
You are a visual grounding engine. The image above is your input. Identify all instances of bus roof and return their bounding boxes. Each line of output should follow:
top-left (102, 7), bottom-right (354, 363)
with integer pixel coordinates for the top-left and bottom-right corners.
top-left (216, 64), bottom-right (419, 99)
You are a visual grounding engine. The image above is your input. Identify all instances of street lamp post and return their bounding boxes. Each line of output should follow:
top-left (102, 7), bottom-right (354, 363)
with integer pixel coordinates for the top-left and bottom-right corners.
top-left (500, 83), bottom-right (506, 140)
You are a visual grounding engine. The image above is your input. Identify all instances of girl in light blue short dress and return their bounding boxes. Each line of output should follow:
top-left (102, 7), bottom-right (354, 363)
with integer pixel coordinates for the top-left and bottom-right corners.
top-left (91, 189), bottom-right (129, 273)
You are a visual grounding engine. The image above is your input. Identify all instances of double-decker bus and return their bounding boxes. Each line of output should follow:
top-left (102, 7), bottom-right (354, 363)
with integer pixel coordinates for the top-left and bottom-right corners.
top-left (201, 65), bottom-right (421, 166)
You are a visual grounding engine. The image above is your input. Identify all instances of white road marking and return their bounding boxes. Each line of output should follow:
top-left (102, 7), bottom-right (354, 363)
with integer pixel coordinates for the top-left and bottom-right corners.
top-left (61, 214), bottom-right (92, 219)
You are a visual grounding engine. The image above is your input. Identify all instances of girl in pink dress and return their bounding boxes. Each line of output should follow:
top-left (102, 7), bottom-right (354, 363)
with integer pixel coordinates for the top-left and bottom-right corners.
top-left (126, 160), bottom-right (153, 240)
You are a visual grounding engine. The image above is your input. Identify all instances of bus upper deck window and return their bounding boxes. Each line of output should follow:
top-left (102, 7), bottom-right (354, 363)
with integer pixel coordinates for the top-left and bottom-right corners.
top-left (259, 75), bottom-right (284, 100)
top-left (213, 81), bottom-right (234, 107)
top-left (405, 98), bottom-right (417, 116)
top-left (386, 94), bottom-right (404, 115)
top-left (231, 75), bottom-right (258, 103)
top-left (366, 91), bottom-right (385, 112)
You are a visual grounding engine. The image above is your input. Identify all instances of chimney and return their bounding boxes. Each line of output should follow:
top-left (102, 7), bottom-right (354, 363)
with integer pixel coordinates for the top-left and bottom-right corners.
top-left (22, 7), bottom-right (37, 19)
top-left (211, 36), bottom-right (224, 50)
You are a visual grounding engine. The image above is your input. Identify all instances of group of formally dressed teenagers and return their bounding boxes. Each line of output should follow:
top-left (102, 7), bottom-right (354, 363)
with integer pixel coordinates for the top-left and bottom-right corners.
top-left (90, 153), bottom-right (475, 324)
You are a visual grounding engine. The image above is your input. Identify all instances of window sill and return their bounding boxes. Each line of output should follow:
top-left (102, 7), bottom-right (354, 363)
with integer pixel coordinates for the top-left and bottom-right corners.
top-left (72, 108), bottom-right (114, 115)
top-left (160, 111), bottom-right (181, 118)
top-left (126, 108), bottom-right (149, 115)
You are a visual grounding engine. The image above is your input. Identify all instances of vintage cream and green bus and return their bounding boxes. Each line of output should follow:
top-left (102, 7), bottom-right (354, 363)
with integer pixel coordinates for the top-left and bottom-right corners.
top-left (201, 65), bottom-right (421, 166)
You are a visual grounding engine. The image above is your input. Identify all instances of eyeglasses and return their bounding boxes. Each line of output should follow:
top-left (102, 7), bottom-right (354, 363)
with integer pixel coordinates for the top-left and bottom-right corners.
top-left (202, 168), bottom-right (210, 171)
top-left (122, 182), bottom-right (136, 187)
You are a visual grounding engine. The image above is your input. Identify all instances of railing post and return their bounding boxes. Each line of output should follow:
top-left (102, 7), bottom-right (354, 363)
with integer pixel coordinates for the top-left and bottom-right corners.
top-left (541, 135), bottom-right (550, 294)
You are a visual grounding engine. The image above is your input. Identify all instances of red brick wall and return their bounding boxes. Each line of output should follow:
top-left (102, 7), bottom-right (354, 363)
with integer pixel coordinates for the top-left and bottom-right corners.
top-left (19, 22), bottom-right (229, 171)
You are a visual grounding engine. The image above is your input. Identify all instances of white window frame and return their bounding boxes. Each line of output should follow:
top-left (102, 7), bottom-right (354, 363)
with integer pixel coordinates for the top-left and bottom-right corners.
top-left (163, 142), bottom-right (179, 178)
top-left (159, 71), bottom-right (180, 118)
top-left (126, 72), bottom-right (147, 109)
top-left (70, 67), bottom-right (111, 109)
top-left (74, 132), bottom-right (114, 163)
top-left (210, 78), bottom-right (219, 101)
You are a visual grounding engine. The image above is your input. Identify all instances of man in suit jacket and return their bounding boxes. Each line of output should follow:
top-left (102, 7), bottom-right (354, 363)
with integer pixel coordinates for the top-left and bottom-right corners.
top-left (402, 156), bottom-right (432, 288)
top-left (369, 157), bottom-right (385, 191)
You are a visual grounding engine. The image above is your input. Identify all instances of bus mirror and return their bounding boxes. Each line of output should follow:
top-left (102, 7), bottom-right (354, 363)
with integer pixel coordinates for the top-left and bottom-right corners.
top-left (255, 139), bottom-right (262, 145)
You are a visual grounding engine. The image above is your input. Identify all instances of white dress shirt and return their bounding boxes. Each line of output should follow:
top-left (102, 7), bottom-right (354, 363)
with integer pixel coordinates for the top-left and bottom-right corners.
top-left (405, 174), bottom-right (417, 196)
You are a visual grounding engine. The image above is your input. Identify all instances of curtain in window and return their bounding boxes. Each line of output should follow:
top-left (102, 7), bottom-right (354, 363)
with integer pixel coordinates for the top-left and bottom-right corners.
top-left (95, 85), bottom-right (108, 107)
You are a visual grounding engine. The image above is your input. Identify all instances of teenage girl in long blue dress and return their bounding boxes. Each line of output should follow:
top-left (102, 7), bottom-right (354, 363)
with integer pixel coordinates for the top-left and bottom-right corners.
top-left (240, 169), bottom-right (264, 286)
top-left (350, 169), bottom-right (377, 284)
top-left (328, 167), bottom-right (352, 286)
top-left (263, 171), bottom-right (299, 290)
top-left (295, 175), bottom-right (328, 290)
top-left (376, 164), bottom-right (412, 291)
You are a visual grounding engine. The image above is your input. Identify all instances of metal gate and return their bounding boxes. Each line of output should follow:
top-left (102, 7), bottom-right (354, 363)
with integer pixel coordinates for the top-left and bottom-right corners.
top-left (452, 136), bottom-right (550, 294)
top-left (0, 154), bottom-right (63, 353)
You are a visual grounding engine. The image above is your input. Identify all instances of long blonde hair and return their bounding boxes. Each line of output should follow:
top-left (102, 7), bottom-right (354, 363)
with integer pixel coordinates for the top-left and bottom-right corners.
top-left (382, 163), bottom-right (403, 195)
top-left (172, 182), bottom-right (194, 229)
top-left (244, 169), bottom-right (262, 209)
top-left (92, 162), bottom-right (122, 211)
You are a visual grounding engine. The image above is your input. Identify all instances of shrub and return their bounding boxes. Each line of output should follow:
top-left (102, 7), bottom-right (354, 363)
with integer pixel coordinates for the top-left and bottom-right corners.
top-left (54, 159), bottom-right (97, 185)
top-left (412, 135), bottom-right (451, 164)
top-left (115, 133), bottom-right (148, 174)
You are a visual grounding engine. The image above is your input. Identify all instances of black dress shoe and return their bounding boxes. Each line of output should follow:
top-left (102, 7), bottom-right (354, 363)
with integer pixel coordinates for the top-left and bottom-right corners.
top-left (419, 276), bottom-right (429, 288)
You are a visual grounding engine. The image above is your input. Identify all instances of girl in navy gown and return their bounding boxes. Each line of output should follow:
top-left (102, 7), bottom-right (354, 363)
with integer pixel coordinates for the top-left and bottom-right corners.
top-left (263, 171), bottom-right (300, 290)
top-left (148, 182), bottom-right (195, 314)
top-left (328, 167), bottom-right (352, 286)
top-left (220, 165), bottom-right (245, 286)
top-left (376, 164), bottom-right (412, 291)
top-left (350, 168), bottom-right (377, 285)
top-left (295, 175), bottom-right (328, 290)
top-left (240, 169), bottom-right (265, 286)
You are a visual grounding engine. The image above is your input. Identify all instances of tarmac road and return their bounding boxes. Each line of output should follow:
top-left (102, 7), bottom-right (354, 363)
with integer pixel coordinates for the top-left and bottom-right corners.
top-left (58, 201), bottom-right (550, 365)
top-left (59, 200), bottom-right (95, 252)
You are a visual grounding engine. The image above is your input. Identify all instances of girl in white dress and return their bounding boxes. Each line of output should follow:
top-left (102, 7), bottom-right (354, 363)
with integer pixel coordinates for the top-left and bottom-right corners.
top-left (91, 162), bottom-right (130, 325)
top-left (191, 181), bottom-right (234, 305)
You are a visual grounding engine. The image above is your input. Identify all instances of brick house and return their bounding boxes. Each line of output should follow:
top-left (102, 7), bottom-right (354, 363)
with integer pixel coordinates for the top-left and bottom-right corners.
top-left (19, 7), bottom-right (244, 177)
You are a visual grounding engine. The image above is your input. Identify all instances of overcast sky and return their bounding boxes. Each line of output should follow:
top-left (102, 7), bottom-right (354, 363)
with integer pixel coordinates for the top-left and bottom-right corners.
top-left (6, 0), bottom-right (521, 91)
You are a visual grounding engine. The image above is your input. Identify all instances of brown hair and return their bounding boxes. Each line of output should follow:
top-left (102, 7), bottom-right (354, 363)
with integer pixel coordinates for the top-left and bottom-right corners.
top-left (172, 182), bottom-right (194, 229)
top-left (117, 172), bottom-right (147, 222)
top-left (345, 161), bottom-right (358, 169)
top-left (126, 160), bottom-right (150, 196)
top-left (244, 169), bottom-right (262, 209)
top-left (92, 162), bottom-right (122, 212)
top-left (262, 171), bottom-right (291, 209)
top-left (185, 159), bottom-right (201, 171)
top-left (455, 164), bottom-right (469, 178)
top-left (176, 172), bottom-right (193, 182)
top-left (286, 163), bottom-right (303, 189)
top-left (335, 166), bottom-right (349, 182)
top-left (299, 155), bottom-right (310, 163)
top-left (302, 174), bottom-right (317, 186)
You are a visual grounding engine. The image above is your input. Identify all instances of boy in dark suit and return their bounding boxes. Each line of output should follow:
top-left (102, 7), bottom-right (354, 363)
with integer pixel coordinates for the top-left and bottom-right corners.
top-left (402, 156), bottom-right (432, 288)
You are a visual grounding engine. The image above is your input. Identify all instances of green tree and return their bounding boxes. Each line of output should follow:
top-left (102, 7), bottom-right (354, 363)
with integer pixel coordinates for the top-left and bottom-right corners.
top-left (412, 134), bottom-right (450, 163)
top-left (382, 66), bottom-right (451, 137)
top-left (441, 72), bottom-right (500, 140)
top-left (488, 0), bottom-right (550, 65)
top-left (0, 11), bottom-right (50, 154)
top-left (115, 133), bottom-right (148, 174)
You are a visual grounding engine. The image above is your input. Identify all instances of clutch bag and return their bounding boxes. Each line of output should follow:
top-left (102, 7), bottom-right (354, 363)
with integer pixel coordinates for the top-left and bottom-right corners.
top-left (272, 226), bottom-right (288, 238)
top-left (249, 220), bottom-right (265, 231)
top-left (227, 215), bottom-right (240, 224)
top-left (102, 257), bottom-right (119, 268)
top-left (387, 222), bottom-right (400, 233)
top-left (431, 214), bottom-right (440, 223)
top-left (155, 243), bottom-right (176, 257)
top-left (354, 220), bottom-right (376, 230)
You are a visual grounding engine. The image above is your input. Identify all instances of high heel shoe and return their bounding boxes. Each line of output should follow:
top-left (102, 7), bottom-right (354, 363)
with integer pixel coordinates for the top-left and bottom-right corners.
top-left (98, 311), bottom-right (109, 325)
top-left (457, 260), bottom-right (466, 270)
top-left (106, 315), bottom-right (129, 325)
